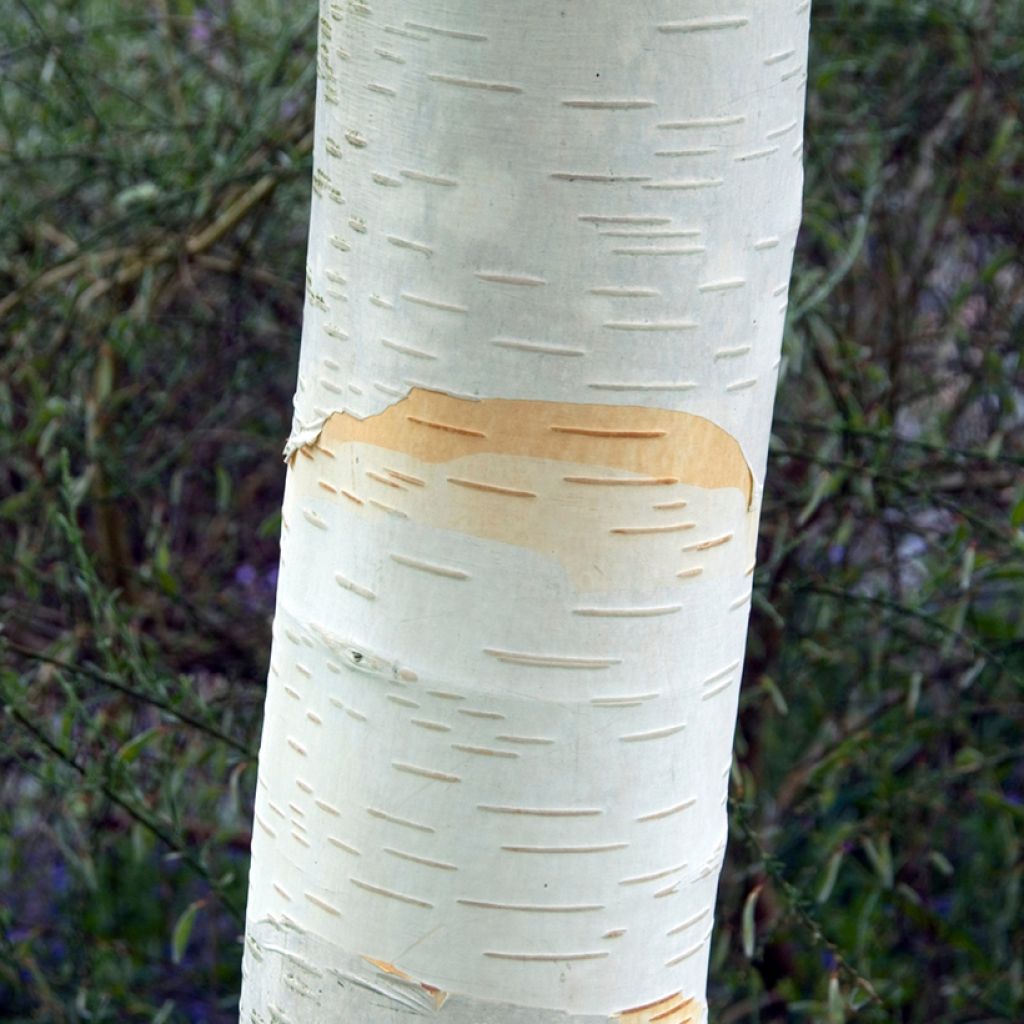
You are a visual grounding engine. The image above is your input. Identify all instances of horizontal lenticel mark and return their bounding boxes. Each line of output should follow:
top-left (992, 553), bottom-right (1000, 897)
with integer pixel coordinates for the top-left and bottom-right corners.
top-left (564, 475), bottom-right (678, 486)
top-left (549, 425), bottom-right (667, 438)
top-left (446, 477), bottom-right (537, 498)
top-left (405, 415), bottom-right (485, 438)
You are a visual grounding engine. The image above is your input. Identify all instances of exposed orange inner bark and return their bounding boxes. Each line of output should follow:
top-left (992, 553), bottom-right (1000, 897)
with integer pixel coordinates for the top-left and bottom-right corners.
top-left (617, 991), bottom-right (698, 1023)
top-left (361, 957), bottom-right (448, 1010)
top-left (309, 388), bottom-right (752, 506)
top-left (362, 956), bottom-right (411, 979)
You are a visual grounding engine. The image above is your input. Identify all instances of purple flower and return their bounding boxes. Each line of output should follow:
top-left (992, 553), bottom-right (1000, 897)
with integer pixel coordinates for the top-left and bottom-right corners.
top-left (234, 564), bottom-right (258, 588)
top-left (189, 11), bottom-right (214, 47)
top-left (50, 861), bottom-right (69, 895)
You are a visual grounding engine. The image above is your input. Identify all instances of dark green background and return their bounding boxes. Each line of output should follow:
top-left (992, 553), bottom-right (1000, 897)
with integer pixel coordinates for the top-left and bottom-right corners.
top-left (1, 1), bottom-right (1022, 1021)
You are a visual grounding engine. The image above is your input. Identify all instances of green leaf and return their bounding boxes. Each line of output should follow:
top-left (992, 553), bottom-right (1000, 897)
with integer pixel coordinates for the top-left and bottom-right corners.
top-left (115, 181), bottom-right (161, 210)
top-left (797, 469), bottom-right (837, 527)
top-left (827, 973), bottom-right (845, 1024)
top-left (153, 1001), bottom-right (176, 1024)
top-left (953, 747), bottom-right (985, 774)
top-left (905, 671), bottom-right (922, 716)
top-left (741, 883), bottom-right (762, 959)
top-left (761, 676), bottom-right (789, 715)
top-left (1010, 494), bottom-right (1024, 529)
top-left (258, 510), bottom-right (283, 538)
top-left (171, 899), bottom-right (204, 965)
top-left (215, 464), bottom-right (232, 512)
top-left (862, 834), bottom-right (893, 888)
top-left (117, 726), bottom-right (161, 765)
top-left (817, 849), bottom-right (845, 904)
top-left (154, 540), bottom-right (177, 596)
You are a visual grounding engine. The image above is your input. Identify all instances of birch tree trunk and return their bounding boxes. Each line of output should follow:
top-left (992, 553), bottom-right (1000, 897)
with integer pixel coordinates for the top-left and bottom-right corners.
top-left (240, 2), bottom-right (810, 1021)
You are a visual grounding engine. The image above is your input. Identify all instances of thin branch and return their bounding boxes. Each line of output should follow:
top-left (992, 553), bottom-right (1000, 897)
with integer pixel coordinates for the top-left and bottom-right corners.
top-left (4, 704), bottom-right (243, 922)
top-left (730, 797), bottom-right (884, 1007)
top-left (1, 639), bottom-right (255, 758)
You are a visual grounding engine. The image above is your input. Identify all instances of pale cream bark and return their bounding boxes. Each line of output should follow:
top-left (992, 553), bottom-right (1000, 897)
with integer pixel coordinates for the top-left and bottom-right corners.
top-left (240, 2), bottom-right (810, 1021)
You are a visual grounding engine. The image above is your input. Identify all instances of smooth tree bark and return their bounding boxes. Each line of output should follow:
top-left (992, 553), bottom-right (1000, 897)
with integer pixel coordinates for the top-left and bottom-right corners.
top-left (240, 2), bottom-right (810, 1021)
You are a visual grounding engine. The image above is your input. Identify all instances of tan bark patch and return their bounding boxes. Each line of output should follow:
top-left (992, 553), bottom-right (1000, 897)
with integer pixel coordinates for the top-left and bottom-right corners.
top-left (616, 991), bottom-right (698, 1023)
top-left (309, 388), bottom-right (752, 506)
top-left (294, 390), bottom-right (755, 591)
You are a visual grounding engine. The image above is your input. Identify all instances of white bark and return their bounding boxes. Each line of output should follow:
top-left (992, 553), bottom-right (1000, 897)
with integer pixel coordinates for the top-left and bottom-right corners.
top-left (241, 2), bottom-right (810, 1021)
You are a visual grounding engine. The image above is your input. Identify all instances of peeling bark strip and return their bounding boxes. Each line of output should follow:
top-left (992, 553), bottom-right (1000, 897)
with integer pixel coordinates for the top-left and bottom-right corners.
top-left (241, 0), bottom-right (809, 1021)
top-left (310, 387), bottom-right (753, 503)
top-left (617, 992), bottom-right (699, 1023)
top-left (290, 396), bottom-right (755, 593)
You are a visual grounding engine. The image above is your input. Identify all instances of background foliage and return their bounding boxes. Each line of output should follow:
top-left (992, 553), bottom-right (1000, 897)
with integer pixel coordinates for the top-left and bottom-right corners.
top-left (1, 1), bottom-right (1021, 1021)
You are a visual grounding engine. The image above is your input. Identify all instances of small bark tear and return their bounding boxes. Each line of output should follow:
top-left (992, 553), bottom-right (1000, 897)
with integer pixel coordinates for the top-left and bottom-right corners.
top-left (361, 956), bottom-right (449, 1012)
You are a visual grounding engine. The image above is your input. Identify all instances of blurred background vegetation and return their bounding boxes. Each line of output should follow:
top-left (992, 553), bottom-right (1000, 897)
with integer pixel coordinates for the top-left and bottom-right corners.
top-left (1, 0), bottom-right (1021, 1021)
